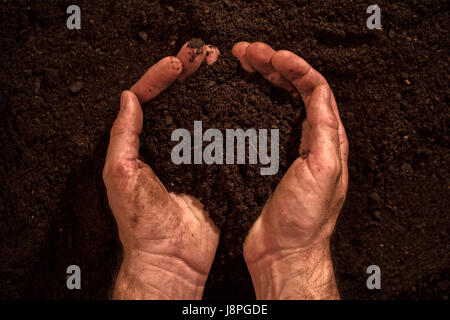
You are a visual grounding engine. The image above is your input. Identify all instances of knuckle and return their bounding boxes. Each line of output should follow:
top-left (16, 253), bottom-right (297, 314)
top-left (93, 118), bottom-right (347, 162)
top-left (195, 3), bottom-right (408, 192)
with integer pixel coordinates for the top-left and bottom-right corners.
top-left (110, 121), bottom-right (126, 138)
top-left (248, 41), bottom-right (263, 51)
top-left (247, 42), bottom-right (265, 57)
top-left (314, 148), bottom-right (340, 167)
top-left (315, 74), bottom-right (329, 87)
top-left (321, 113), bottom-right (339, 130)
top-left (327, 156), bottom-right (342, 177)
top-left (312, 153), bottom-right (341, 179)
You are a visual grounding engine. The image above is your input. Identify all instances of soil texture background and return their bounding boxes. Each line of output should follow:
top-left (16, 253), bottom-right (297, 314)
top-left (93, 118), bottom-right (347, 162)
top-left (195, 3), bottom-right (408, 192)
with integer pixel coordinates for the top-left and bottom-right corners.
top-left (0, 0), bottom-right (449, 299)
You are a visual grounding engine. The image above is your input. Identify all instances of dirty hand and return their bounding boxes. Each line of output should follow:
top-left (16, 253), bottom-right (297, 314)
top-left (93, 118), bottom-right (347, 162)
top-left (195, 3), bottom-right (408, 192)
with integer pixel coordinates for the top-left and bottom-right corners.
top-left (103, 41), bottom-right (220, 300)
top-left (233, 42), bottom-right (349, 299)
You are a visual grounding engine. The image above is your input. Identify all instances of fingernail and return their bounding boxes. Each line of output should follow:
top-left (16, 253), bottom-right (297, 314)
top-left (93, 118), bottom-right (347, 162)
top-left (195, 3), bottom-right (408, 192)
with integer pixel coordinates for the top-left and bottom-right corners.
top-left (120, 91), bottom-right (130, 110)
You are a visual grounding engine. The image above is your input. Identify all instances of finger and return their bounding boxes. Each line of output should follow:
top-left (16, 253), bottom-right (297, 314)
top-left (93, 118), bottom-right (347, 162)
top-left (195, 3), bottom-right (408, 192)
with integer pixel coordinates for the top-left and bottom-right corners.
top-left (330, 93), bottom-right (349, 162)
top-left (131, 56), bottom-right (182, 104)
top-left (306, 85), bottom-right (341, 171)
top-left (232, 41), bottom-right (255, 72)
top-left (271, 50), bottom-right (327, 106)
top-left (176, 38), bottom-right (206, 81)
top-left (105, 90), bottom-right (143, 168)
top-left (205, 45), bottom-right (220, 65)
top-left (272, 50), bottom-right (348, 166)
top-left (331, 92), bottom-right (349, 181)
top-left (245, 42), bottom-right (297, 94)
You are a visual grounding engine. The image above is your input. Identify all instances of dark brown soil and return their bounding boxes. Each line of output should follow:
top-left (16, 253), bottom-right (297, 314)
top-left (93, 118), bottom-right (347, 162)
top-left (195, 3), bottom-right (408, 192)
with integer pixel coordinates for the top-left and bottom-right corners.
top-left (0, 0), bottom-right (449, 300)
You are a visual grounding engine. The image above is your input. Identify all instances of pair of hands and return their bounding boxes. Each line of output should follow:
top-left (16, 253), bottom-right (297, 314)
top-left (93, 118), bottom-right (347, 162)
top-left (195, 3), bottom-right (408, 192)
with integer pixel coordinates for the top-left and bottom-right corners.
top-left (103, 40), bottom-right (348, 300)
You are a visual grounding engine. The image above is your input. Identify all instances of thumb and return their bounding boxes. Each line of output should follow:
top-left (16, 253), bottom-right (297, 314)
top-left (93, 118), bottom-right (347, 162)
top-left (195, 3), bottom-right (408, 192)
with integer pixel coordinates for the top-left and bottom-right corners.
top-left (105, 90), bottom-right (143, 170)
top-left (306, 85), bottom-right (340, 164)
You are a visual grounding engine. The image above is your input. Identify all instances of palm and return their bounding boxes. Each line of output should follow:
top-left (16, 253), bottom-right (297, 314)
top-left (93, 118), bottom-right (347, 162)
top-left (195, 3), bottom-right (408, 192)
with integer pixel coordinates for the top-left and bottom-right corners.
top-left (132, 169), bottom-right (219, 274)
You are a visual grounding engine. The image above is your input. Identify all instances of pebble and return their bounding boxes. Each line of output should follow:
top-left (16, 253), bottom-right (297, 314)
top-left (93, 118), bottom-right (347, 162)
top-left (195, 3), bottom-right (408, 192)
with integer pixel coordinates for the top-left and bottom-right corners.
top-left (370, 192), bottom-right (381, 203)
top-left (373, 210), bottom-right (382, 221)
top-left (401, 162), bottom-right (412, 173)
top-left (388, 30), bottom-right (396, 39)
top-left (345, 111), bottom-right (355, 121)
top-left (164, 115), bottom-right (173, 126)
top-left (139, 11), bottom-right (148, 26)
top-left (34, 78), bottom-right (41, 95)
top-left (69, 81), bottom-right (83, 93)
top-left (368, 159), bottom-right (376, 171)
top-left (138, 31), bottom-right (148, 42)
top-left (148, 143), bottom-right (159, 158)
top-left (249, 95), bottom-right (258, 104)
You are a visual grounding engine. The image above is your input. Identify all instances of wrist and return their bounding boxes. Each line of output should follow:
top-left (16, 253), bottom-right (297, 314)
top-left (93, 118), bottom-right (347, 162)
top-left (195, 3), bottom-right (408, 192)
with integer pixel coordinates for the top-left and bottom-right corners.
top-left (113, 249), bottom-right (207, 300)
top-left (246, 242), bottom-right (339, 300)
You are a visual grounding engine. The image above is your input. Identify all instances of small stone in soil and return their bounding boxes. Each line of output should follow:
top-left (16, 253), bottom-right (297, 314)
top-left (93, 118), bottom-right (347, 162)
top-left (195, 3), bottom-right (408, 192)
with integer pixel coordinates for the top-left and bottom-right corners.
top-left (401, 163), bottom-right (412, 173)
top-left (34, 78), bottom-right (41, 95)
top-left (70, 81), bottom-right (83, 93)
top-left (373, 210), bottom-right (382, 220)
top-left (138, 31), bottom-right (148, 42)
top-left (370, 192), bottom-right (381, 203)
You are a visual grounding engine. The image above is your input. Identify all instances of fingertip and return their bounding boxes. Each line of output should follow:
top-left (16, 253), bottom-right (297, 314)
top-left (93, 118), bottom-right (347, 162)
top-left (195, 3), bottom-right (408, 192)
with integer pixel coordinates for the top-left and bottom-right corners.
top-left (121, 90), bottom-right (139, 105)
top-left (120, 90), bottom-right (135, 114)
top-left (117, 90), bottom-right (143, 130)
top-left (130, 56), bottom-right (182, 103)
top-left (177, 39), bottom-right (206, 81)
top-left (120, 90), bottom-right (131, 109)
top-left (205, 45), bottom-right (220, 65)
